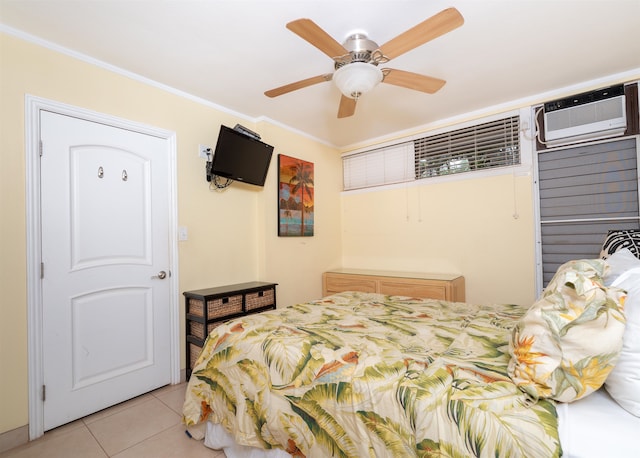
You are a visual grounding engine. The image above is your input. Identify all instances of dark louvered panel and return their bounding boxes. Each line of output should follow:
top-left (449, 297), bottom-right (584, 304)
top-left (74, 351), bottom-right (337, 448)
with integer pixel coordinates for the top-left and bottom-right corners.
top-left (540, 220), bottom-right (639, 285)
top-left (539, 137), bottom-right (639, 286)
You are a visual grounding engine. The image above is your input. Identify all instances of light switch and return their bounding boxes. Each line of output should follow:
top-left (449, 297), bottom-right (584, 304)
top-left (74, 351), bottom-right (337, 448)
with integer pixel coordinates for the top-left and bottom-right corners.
top-left (178, 226), bottom-right (188, 241)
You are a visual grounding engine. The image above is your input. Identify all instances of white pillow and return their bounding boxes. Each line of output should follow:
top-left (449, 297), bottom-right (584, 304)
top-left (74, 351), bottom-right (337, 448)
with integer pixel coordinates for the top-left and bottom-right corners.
top-left (604, 264), bottom-right (640, 417)
top-left (604, 248), bottom-right (640, 286)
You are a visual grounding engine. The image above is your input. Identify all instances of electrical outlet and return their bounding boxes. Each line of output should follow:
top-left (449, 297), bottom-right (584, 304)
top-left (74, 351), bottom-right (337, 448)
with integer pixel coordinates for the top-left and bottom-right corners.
top-left (199, 144), bottom-right (212, 159)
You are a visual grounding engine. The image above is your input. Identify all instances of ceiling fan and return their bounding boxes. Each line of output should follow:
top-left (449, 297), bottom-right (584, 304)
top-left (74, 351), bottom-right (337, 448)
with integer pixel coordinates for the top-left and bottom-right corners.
top-left (264, 7), bottom-right (464, 118)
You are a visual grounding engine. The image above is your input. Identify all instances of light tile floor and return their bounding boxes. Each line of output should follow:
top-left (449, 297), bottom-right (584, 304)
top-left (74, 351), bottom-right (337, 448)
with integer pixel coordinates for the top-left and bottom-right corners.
top-left (0, 383), bottom-right (224, 458)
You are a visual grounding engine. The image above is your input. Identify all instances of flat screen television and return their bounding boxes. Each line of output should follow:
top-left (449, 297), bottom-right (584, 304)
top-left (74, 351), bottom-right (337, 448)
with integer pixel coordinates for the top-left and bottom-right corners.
top-left (208, 125), bottom-right (274, 186)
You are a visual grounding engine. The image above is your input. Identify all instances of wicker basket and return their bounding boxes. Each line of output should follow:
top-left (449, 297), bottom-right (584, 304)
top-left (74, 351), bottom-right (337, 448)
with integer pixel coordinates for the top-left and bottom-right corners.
top-left (189, 343), bottom-right (202, 369)
top-left (189, 321), bottom-right (205, 340)
top-left (188, 320), bottom-right (225, 340)
top-left (246, 288), bottom-right (275, 311)
top-left (188, 294), bottom-right (242, 318)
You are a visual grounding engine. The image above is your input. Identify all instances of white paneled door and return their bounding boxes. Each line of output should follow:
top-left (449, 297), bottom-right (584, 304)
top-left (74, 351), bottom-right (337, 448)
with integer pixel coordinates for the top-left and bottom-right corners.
top-left (40, 111), bottom-right (172, 430)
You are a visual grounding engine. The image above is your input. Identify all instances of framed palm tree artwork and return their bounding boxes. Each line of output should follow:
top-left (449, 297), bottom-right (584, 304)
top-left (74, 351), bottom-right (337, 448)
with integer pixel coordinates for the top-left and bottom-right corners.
top-left (278, 154), bottom-right (314, 236)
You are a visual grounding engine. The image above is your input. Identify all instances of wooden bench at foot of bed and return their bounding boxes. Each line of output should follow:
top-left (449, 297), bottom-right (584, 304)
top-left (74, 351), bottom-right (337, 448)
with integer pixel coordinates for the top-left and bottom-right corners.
top-left (322, 269), bottom-right (465, 302)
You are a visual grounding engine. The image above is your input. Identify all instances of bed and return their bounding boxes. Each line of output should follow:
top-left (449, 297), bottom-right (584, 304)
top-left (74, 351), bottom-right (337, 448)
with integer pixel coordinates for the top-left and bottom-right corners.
top-left (182, 245), bottom-right (640, 457)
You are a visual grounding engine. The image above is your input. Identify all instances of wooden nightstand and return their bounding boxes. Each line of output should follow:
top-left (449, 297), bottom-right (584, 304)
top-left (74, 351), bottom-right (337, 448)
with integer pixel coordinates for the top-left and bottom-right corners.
top-left (184, 281), bottom-right (277, 378)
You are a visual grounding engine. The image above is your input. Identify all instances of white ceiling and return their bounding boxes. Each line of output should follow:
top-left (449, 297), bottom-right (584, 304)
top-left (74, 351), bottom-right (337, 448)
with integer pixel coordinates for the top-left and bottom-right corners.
top-left (1, 0), bottom-right (639, 148)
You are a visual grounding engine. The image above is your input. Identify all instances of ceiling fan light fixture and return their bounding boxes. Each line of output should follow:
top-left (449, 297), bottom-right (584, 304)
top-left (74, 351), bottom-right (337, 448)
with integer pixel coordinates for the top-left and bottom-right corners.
top-left (333, 62), bottom-right (383, 99)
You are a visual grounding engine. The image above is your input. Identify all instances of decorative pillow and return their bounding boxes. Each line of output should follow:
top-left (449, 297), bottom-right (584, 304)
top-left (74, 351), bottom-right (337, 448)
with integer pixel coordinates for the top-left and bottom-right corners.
top-left (604, 259), bottom-right (640, 417)
top-left (600, 229), bottom-right (640, 259)
top-left (508, 259), bottom-right (626, 402)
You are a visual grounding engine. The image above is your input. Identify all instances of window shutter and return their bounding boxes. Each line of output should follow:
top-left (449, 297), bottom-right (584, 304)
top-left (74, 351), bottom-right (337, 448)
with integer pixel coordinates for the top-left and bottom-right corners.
top-left (538, 137), bottom-right (639, 285)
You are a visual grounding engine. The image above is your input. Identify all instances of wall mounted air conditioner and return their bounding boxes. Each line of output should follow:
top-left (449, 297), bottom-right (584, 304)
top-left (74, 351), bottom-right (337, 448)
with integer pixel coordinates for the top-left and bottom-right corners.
top-left (543, 84), bottom-right (626, 146)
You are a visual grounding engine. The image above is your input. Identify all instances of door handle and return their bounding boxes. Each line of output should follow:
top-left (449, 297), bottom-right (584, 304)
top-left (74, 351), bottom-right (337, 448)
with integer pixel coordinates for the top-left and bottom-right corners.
top-left (152, 270), bottom-right (168, 280)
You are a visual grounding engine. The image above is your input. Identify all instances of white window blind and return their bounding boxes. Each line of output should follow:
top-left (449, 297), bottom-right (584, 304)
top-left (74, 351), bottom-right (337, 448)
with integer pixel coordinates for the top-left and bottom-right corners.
top-left (342, 115), bottom-right (521, 191)
top-left (414, 116), bottom-right (520, 178)
top-left (343, 141), bottom-right (415, 190)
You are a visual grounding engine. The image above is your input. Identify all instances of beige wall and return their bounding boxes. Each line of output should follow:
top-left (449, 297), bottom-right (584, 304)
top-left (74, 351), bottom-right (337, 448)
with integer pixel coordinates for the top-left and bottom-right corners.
top-left (0, 33), bottom-right (342, 434)
top-left (256, 122), bottom-right (344, 305)
top-left (341, 173), bottom-right (536, 305)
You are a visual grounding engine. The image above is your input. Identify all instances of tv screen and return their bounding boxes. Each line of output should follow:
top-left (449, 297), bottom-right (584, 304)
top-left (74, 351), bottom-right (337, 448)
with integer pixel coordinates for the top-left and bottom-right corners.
top-left (209, 125), bottom-right (274, 186)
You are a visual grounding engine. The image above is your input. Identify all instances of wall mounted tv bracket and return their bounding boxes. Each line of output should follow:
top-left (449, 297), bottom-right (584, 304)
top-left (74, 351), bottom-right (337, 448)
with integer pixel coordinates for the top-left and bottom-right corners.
top-left (233, 124), bottom-right (261, 140)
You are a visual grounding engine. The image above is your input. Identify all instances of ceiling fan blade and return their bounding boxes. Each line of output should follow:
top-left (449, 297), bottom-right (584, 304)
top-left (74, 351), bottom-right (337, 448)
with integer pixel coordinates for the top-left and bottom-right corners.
top-left (264, 74), bottom-right (332, 98)
top-left (286, 18), bottom-right (348, 59)
top-left (379, 7), bottom-right (464, 60)
top-left (337, 95), bottom-right (357, 118)
top-left (382, 69), bottom-right (445, 94)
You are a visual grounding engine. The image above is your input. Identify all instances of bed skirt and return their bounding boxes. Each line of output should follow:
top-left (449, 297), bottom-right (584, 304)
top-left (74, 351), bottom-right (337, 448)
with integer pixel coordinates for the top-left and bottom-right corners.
top-left (204, 422), bottom-right (292, 458)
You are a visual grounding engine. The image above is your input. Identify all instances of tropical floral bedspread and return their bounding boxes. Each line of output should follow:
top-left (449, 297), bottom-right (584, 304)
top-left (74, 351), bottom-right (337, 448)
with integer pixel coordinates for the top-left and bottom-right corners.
top-left (183, 292), bottom-right (561, 457)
